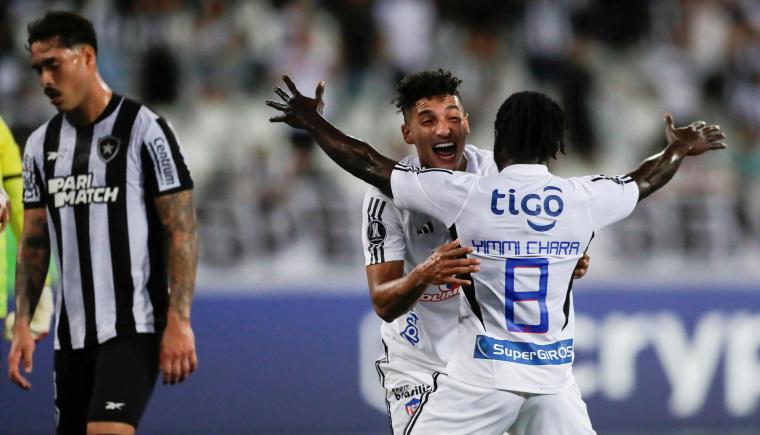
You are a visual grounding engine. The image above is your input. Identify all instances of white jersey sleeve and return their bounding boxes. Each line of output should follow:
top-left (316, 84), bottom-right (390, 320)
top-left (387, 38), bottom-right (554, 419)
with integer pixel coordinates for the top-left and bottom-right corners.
top-left (361, 186), bottom-right (405, 265)
top-left (390, 164), bottom-right (478, 228)
top-left (574, 174), bottom-right (639, 231)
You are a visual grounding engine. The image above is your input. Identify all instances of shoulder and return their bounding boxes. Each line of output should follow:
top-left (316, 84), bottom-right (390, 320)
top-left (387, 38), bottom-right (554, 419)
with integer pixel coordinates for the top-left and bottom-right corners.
top-left (364, 183), bottom-right (392, 201)
top-left (463, 144), bottom-right (496, 175)
top-left (23, 119), bottom-right (55, 155)
top-left (0, 116), bottom-right (14, 151)
top-left (399, 153), bottom-right (420, 166)
top-left (130, 101), bottom-right (181, 144)
top-left (567, 174), bottom-right (634, 188)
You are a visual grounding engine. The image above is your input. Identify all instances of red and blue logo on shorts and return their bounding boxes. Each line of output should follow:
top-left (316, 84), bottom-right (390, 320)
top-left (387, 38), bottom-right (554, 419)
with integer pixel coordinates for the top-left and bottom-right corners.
top-left (405, 397), bottom-right (421, 416)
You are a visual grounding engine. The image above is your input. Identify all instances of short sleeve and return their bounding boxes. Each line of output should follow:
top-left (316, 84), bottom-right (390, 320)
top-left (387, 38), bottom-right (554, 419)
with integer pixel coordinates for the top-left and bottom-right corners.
top-left (390, 164), bottom-right (477, 228)
top-left (22, 136), bottom-right (46, 209)
top-left (140, 117), bottom-right (193, 196)
top-left (575, 174), bottom-right (639, 231)
top-left (361, 187), bottom-right (405, 266)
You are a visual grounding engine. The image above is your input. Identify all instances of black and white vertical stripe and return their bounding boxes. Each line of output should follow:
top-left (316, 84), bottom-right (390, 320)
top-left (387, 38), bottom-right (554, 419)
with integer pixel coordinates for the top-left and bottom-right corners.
top-left (367, 197), bottom-right (387, 265)
top-left (23, 95), bottom-right (193, 350)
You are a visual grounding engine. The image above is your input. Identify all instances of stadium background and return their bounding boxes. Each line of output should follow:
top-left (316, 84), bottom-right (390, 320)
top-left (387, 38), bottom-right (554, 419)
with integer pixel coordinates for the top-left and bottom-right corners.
top-left (1, 0), bottom-right (759, 434)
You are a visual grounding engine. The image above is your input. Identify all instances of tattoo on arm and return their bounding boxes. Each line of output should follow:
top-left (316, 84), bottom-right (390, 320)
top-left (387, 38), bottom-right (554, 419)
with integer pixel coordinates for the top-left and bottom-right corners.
top-left (15, 210), bottom-right (50, 322)
top-left (154, 190), bottom-right (198, 320)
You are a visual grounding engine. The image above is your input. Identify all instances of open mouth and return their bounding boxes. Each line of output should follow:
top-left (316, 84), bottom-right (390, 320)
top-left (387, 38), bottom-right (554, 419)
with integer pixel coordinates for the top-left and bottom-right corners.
top-left (433, 142), bottom-right (457, 160)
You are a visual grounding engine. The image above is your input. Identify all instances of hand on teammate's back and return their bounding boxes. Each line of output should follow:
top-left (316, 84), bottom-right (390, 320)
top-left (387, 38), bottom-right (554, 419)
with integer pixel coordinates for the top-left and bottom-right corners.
top-left (411, 239), bottom-right (481, 288)
top-left (664, 112), bottom-right (726, 156)
top-left (572, 254), bottom-right (591, 279)
top-left (160, 313), bottom-right (198, 385)
top-left (266, 75), bottom-right (325, 130)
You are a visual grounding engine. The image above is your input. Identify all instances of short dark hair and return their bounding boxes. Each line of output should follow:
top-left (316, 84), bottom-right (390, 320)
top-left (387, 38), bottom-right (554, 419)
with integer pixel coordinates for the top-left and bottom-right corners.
top-left (394, 69), bottom-right (463, 117)
top-left (493, 91), bottom-right (566, 165)
top-left (27, 11), bottom-right (98, 54)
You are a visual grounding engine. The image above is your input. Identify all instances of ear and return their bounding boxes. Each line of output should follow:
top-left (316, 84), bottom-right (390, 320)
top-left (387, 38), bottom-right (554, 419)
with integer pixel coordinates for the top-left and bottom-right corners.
top-left (82, 45), bottom-right (96, 69)
top-left (463, 113), bottom-right (471, 135)
top-left (401, 123), bottom-right (414, 145)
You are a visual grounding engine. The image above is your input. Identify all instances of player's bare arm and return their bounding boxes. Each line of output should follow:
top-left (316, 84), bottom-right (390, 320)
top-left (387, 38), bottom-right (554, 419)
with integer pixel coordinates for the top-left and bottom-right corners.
top-left (628, 113), bottom-right (726, 201)
top-left (154, 189), bottom-right (199, 385)
top-left (8, 208), bottom-right (50, 390)
top-left (368, 239), bottom-right (480, 322)
top-left (267, 76), bottom-right (397, 196)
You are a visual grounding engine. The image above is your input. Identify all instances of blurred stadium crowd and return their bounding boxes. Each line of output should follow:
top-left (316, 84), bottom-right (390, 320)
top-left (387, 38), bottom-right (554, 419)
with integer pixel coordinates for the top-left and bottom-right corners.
top-left (1, 0), bottom-right (759, 286)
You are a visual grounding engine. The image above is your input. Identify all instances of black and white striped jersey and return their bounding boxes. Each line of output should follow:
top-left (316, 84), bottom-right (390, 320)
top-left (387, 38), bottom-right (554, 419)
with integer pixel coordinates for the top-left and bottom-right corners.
top-left (22, 94), bottom-right (193, 350)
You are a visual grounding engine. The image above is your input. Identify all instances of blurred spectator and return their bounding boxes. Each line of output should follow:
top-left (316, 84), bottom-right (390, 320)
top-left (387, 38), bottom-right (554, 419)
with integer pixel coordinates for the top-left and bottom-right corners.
top-left (373, 0), bottom-right (435, 81)
top-left (1, 0), bottom-right (759, 281)
top-left (524, 0), bottom-right (598, 160)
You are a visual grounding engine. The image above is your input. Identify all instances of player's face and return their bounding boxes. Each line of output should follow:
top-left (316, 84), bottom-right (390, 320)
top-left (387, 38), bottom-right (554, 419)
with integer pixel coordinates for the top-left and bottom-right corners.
top-left (30, 38), bottom-right (92, 112)
top-left (402, 95), bottom-right (470, 171)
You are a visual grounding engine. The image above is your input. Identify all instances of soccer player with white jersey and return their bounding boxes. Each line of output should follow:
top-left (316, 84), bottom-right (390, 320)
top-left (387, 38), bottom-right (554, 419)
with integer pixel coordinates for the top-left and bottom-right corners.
top-left (7, 12), bottom-right (198, 435)
top-left (359, 70), bottom-right (589, 434)
top-left (268, 77), bottom-right (726, 434)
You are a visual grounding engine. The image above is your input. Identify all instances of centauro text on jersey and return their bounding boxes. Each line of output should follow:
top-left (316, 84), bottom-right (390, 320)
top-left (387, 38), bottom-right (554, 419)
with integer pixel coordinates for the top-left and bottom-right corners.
top-left (48, 173), bottom-right (119, 208)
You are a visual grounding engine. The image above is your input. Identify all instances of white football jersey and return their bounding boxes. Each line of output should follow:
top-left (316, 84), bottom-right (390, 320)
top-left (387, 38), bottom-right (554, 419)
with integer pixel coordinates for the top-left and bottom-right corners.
top-left (362, 145), bottom-right (497, 373)
top-left (390, 164), bottom-right (639, 393)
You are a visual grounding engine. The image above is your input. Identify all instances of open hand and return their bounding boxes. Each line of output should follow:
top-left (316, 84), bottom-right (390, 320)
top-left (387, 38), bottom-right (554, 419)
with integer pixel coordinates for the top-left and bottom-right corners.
top-left (266, 75), bottom-right (325, 130)
top-left (412, 239), bottom-right (480, 287)
top-left (7, 322), bottom-right (36, 390)
top-left (664, 113), bottom-right (726, 156)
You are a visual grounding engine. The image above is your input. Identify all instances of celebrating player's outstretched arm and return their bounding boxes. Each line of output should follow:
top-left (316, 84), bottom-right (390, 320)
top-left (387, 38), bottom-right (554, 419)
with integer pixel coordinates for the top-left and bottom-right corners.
top-left (627, 113), bottom-right (726, 200)
top-left (267, 75), bottom-right (397, 195)
top-left (267, 77), bottom-right (726, 203)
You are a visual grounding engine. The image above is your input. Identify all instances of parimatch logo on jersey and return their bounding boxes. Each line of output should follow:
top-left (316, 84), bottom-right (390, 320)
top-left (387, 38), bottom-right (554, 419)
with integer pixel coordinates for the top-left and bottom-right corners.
top-left (48, 173), bottom-right (119, 208)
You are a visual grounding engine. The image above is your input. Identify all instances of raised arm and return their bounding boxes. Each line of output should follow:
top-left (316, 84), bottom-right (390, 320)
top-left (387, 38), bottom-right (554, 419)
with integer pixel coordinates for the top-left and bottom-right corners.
top-left (154, 189), bottom-right (198, 385)
top-left (8, 207), bottom-right (51, 389)
top-left (266, 76), bottom-right (397, 196)
top-left (628, 113), bottom-right (726, 201)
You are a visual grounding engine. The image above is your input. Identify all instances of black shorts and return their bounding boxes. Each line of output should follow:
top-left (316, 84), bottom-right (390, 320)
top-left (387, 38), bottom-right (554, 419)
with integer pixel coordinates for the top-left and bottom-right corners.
top-left (54, 333), bottom-right (160, 434)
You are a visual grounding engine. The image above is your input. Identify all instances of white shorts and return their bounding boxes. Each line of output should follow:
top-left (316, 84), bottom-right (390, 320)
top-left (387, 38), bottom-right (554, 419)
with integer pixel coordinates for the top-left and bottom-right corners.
top-left (375, 357), bottom-right (437, 435)
top-left (404, 373), bottom-right (596, 435)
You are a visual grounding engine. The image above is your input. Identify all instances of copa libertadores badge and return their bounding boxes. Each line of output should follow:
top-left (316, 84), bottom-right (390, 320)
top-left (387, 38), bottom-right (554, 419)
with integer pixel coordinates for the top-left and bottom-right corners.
top-left (97, 135), bottom-right (121, 164)
top-left (367, 219), bottom-right (387, 246)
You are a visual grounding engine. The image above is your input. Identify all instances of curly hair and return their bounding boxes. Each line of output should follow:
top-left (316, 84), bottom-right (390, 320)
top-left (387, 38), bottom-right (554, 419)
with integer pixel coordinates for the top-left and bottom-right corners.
top-left (393, 69), bottom-right (463, 117)
top-left (27, 11), bottom-right (98, 54)
top-left (493, 91), bottom-right (566, 165)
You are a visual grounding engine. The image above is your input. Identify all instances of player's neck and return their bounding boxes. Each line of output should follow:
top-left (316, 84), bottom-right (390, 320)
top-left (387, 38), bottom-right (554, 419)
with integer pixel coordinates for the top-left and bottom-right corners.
top-left (497, 158), bottom-right (544, 171)
top-left (66, 74), bottom-right (113, 127)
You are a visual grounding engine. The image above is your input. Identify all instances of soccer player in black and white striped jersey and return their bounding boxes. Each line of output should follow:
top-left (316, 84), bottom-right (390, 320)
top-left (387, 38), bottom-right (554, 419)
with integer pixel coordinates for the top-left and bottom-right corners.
top-left (7, 11), bottom-right (198, 435)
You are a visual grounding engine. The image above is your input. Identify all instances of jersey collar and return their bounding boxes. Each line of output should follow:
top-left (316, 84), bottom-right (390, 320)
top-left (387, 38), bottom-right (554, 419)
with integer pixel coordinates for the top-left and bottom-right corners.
top-left (499, 164), bottom-right (549, 175)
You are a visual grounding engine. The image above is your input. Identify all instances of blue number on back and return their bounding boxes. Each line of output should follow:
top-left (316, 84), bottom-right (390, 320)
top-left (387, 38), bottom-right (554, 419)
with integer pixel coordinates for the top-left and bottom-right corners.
top-left (505, 258), bottom-right (549, 333)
